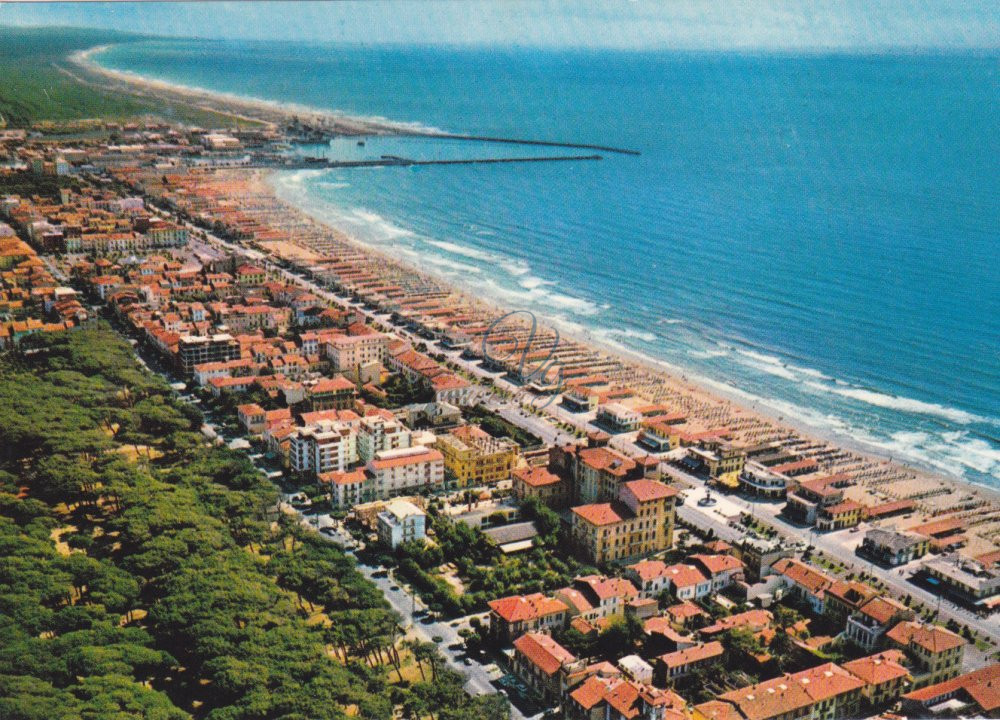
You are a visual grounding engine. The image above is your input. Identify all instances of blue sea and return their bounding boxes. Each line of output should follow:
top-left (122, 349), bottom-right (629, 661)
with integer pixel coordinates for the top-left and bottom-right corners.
top-left (95, 40), bottom-right (1000, 487)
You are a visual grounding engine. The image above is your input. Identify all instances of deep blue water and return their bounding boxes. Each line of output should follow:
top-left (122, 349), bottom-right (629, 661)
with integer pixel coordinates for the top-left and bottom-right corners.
top-left (96, 40), bottom-right (1000, 486)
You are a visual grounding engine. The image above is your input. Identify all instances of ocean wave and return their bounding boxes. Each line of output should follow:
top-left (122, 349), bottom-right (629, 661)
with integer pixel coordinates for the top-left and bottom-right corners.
top-left (345, 208), bottom-right (415, 239)
top-left (518, 275), bottom-right (554, 290)
top-left (425, 239), bottom-right (496, 262)
top-left (689, 348), bottom-right (728, 359)
top-left (825, 385), bottom-right (986, 425)
top-left (735, 349), bottom-right (800, 381)
top-left (850, 428), bottom-right (1000, 482)
top-left (605, 328), bottom-right (658, 343)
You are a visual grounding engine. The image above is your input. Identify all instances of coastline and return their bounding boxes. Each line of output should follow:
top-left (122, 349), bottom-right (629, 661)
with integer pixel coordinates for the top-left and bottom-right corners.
top-left (69, 43), bottom-right (434, 135)
top-left (75, 46), bottom-right (1000, 550)
top-left (253, 170), bottom-right (1000, 511)
top-left (263, 170), bottom-right (997, 495)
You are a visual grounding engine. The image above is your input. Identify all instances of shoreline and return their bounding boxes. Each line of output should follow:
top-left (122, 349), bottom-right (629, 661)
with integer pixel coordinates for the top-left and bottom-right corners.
top-left (70, 43), bottom-right (436, 135)
top-left (255, 170), bottom-right (1000, 510)
top-left (263, 170), bottom-right (997, 497)
top-left (77, 46), bottom-right (1000, 548)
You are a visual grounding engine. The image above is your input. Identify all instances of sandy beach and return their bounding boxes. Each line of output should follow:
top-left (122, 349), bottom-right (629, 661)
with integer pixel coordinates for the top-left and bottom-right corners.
top-left (69, 44), bottom-right (429, 135)
top-left (89, 45), bottom-right (1000, 557)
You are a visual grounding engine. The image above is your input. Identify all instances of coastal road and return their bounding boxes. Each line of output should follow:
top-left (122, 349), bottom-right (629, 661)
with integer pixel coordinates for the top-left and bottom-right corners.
top-left (673, 467), bottom-right (1000, 657)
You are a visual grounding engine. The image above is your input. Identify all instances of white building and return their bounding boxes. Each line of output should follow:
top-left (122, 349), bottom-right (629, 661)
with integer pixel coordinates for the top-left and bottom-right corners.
top-left (365, 445), bottom-right (444, 498)
top-left (377, 499), bottom-right (427, 548)
top-left (596, 403), bottom-right (642, 433)
top-left (326, 333), bottom-right (388, 381)
top-left (357, 415), bottom-right (412, 463)
top-left (289, 421), bottom-right (358, 476)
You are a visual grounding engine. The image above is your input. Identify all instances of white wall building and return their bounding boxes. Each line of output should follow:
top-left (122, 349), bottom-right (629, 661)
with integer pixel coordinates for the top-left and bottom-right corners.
top-left (377, 499), bottom-right (427, 548)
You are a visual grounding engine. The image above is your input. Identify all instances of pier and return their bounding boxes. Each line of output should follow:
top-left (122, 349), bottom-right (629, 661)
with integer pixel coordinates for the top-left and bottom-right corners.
top-left (415, 132), bottom-right (641, 156)
top-left (240, 153), bottom-right (603, 170)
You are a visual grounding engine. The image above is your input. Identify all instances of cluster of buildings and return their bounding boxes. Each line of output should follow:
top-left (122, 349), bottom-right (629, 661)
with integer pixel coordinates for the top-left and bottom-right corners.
top-left (6, 124), bottom-right (1000, 720)
top-left (0, 210), bottom-right (90, 347)
top-left (487, 533), bottom-right (986, 720)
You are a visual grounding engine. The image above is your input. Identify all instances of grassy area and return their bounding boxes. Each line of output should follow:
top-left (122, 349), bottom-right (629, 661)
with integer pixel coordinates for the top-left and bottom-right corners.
top-left (0, 27), bottom-right (152, 126)
top-left (0, 26), bottom-right (250, 127)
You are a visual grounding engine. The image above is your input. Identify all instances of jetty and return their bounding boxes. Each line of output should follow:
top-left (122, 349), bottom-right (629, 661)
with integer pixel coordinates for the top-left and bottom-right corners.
top-left (417, 132), bottom-right (641, 156)
top-left (240, 153), bottom-right (603, 170)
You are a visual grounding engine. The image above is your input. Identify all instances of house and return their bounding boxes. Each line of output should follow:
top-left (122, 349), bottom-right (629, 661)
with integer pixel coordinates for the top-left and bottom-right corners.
top-left (694, 662), bottom-right (866, 720)
top-left (306, 375), bottom-right (357, 410)
top-left (772, 557), bottom-right (836, 614)
top-left (365, 445), bottom-right (444, 498)
top-left (555, 576), bottom-right (639, 623)
top-left (842, 651), bottom-right (911, 708)
top-left (858, 528), bottom-right (929, 567)
top-left (376, 499), bottom-right (426, 549)
top-left (596, 403), bottom-right (642, 434)
top-left (552, 444), bottom-right (644, 505)
top-left (511, 632), bottom-right (582, 704)
top-left (816, 500), bottom-right (863, 531)
top-left (690, 553), bottom-right (744, 592)
top-left (356, 414), bottom-right (411, 463)
top-left (618, 655), bottom-right (654, 685)
top-left (920, 553), bottom-right (1000, 605)
top-left (684, 441), bottom-right (746, 490)
top-left (237, 403), bottom-right (291, 436)
top-left (566, 676), bottom-right (688, 720)
top-left (734, 537), bottom-right (793, 583)
top-left (843, 596), bottom-right (914, 652)
top-left (625, 560), bottom-right (673, 600)
top-left (782, 475), bottom-right (852, 526)
top-left (823, 580), bottom-right (878, 626)
top-left (886, 620), bottom-right (967, 688)
top-left (322, 468), bottom-right (367, 508)
top-left (665, 601), bottom-right (710, 629)
top-left (289, 421), bottom-right (357, 476)
top-left (326, 332), bottom-right (388, 382)
top-left (487, 593), bottom-right (570, 644)
top-left (570, 479), bottom-right (677, 564)
top-left (901, 663), bottom-right (1000, 718)
top-left (656, 641), bottom-right (724, 685)
top-left (661, 564), bottom-right (712, 602)
top-left (513, 465), bottom-right (570, 508)
top-left (699, 609), bottom-right (773, 639)
top-left (738, 462), bottom-right (788, 500)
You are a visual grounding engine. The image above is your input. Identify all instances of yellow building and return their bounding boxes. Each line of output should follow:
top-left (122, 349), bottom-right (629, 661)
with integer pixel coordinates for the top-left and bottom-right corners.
top-left (435, 424), bottom-right (519, 488)
top-left (686, 440), bottom-right (746, 489)
top-left (817, 499), bottom-right (864, 531)
top-left (570, 479), bottom-right (678, 564)
top-left (886, 621), bottom-right (967, 688)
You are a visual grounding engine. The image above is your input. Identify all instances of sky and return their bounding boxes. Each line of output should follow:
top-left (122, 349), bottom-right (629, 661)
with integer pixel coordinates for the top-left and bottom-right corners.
top-left (0, 1), bottom-right (997, 51)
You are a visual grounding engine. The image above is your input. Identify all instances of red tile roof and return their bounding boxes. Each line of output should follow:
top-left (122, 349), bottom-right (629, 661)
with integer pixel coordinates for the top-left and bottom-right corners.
top-left (662, 563), bottom-right (709, 589)
top-left (487, 593), bottom-right (567, 623)
top-left (690, 553), bottom-right (744, 576)
top-left (623, 478), bottom-right (678, 503)
top-left (903, 663), bottom-right (1000, 712)
top-left (658, 641), bottom-right (724, 669)
top-left (579, 447), bottom-right (636, 475)
top-left (513, 465), bottom-right (563, 488)
top-left (572, 502), bottom-right (624, 526)
top-left (513, 632), bottom-right (576, 676)
top-left (887, 621), bottom-right (966, 654)
top-left (773, 558), bottom-right (835, 597)
top-left (842, 651), bottom-right (910, 686)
